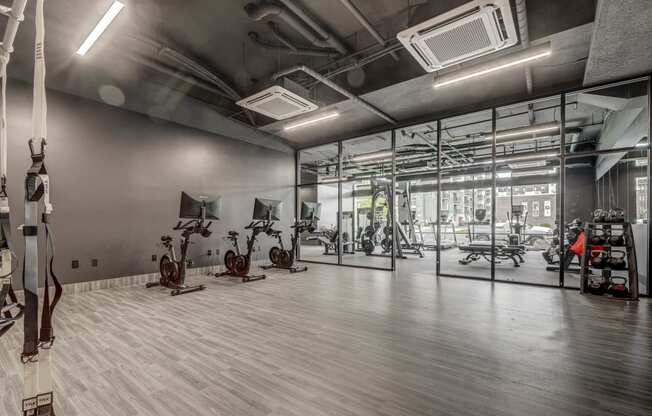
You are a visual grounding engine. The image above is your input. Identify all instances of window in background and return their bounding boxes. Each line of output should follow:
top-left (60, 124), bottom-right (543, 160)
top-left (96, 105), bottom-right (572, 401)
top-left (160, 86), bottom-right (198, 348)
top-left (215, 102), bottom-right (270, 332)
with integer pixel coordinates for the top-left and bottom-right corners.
top-left (636, 177), bottom-right (648, 222)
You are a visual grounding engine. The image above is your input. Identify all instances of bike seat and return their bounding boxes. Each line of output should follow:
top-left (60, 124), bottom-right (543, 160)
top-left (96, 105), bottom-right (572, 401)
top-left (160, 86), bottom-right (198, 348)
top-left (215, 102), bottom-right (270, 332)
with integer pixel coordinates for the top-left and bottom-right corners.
top-left (228, 231), bottom-right (239, 237)
top-left (161, 235), bottom-right (173, 242)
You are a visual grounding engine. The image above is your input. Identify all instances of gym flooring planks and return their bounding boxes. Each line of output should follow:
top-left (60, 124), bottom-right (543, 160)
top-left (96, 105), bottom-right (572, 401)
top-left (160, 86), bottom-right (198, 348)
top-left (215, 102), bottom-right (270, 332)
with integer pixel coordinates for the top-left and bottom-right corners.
top-left (1, 264), bottom-right (651, 415)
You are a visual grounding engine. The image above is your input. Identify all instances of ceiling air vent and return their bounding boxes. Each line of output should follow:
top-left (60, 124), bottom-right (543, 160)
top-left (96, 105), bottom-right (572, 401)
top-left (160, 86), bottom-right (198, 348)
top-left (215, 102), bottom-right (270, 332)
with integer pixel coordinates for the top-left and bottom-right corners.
top-left (397, 0), bottom-right (518, 73)
top-left (237, 79), bottom-right (318, 120)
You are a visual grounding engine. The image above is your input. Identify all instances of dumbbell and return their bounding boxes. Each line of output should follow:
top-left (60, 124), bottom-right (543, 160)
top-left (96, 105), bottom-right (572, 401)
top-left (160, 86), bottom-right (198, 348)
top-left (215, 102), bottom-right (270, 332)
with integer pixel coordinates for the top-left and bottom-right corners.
top-left (593, 209), bottom-right (608, 223)
top-left (606, 208), bottom-right (625, 223)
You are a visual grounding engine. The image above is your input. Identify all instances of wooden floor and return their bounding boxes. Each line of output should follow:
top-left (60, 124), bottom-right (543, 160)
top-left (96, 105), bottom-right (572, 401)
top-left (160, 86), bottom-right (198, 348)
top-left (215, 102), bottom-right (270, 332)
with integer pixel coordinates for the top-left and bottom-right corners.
top-left (1, 264), bottom-right (651, 415)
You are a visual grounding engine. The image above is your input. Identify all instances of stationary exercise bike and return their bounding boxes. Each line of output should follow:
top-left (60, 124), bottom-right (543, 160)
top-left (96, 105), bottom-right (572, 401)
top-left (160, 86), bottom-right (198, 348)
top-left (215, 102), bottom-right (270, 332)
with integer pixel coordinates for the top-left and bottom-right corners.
top-left (217, 198), bottom-right (279, 282)
top-left (263, 202), bottom-right (320, 273)
top-left (147, 192), bottom-right (220, 296)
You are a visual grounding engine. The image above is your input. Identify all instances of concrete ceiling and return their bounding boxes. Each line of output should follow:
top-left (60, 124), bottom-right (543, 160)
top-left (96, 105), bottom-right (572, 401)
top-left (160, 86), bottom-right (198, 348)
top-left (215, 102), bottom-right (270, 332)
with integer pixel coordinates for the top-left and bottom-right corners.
top-left (3, 0), bottom-right (646, 153)
top-left (583, 0), bottom-right (652, 85)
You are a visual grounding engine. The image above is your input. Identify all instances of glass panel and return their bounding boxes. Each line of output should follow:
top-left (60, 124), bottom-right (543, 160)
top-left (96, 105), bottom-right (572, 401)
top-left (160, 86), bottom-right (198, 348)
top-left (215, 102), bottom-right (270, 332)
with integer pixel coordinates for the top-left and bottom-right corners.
top-left (564, 148), bottom-right (649, 294)
top-left (494, 96), bottom-right (562, 285)
top-left (340, 132), bottom-right (393, 269)
top-left (297, 183), bottom-right (339, 264)
top-left (342, 132), bottom-right (392, 181)
top-left (341, 177), bottom-right (393, 269)
top-left (565, 79), bottom-right (648, 154)
top-left (440, 110), bottom-right (493, 279)
top-left (298, 142), bottom-right (339, 185)
top-left (394, 177), bottom-right (433, 273)
top-left (395, 123), bottom-right (438, 273)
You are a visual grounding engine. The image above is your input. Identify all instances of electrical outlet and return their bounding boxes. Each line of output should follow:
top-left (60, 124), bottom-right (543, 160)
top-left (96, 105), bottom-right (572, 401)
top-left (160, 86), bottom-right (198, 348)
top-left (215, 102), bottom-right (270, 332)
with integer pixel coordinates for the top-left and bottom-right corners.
top-left (152, 254), bottom-right (157, 262)
top-left (72, 260), bottom-right (79, 269)
top-left (91, 259), bottom-right (99, 267)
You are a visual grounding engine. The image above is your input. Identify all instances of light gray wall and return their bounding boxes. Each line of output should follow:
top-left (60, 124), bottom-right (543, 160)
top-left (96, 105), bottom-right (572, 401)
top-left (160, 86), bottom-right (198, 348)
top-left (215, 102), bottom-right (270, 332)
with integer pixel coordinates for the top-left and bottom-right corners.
top-left (5, 80), bottom-right (294, 285)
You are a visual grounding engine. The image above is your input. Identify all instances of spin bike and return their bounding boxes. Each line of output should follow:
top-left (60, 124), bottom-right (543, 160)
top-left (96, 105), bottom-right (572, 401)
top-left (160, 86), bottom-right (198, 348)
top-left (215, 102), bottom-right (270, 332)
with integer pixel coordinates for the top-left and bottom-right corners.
top-left (147, 219), bottom-right (213, 296)
top-left (217, 220), bottom-right (269, 282)
top-left (263, 220), bottom-right (314, 273)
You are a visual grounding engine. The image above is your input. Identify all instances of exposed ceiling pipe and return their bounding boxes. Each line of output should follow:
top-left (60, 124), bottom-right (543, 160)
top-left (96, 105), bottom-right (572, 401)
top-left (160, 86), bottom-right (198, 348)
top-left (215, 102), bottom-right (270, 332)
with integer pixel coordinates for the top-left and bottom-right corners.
top-left (272, 65), bottom-right (396, 124)
top-left (248, 32), bottom-right (339, 58)
top-left (316, 42), bottom-right (404, 83)
top-left (125, 54), bottom-right (233, 100)
top-left (132, 35), bottom-right (256, 125)
top-left (337, 0), bottom-right (399, 61)
top-left (276, 0), bottom-right (348, 55)
top-left (268, 22), bottom-right (298, 52)
top-left (245, 2), bottom-right (347, 55)
top-left (516, 0), bottom-right (533, 93)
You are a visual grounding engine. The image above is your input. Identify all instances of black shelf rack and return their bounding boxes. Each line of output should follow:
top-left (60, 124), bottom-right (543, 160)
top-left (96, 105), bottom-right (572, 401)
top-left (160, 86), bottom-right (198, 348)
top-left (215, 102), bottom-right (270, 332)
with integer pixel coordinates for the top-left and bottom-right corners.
top-left (580, 222), bottom-right (639, 300)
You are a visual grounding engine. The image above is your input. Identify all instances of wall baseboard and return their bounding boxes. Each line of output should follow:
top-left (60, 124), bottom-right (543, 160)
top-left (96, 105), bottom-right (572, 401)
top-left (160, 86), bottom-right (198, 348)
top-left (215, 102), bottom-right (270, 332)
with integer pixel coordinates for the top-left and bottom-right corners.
top-left (64, 265), bottom-right (225, 295)
top-left (12, 259), bottom-right (274, 297)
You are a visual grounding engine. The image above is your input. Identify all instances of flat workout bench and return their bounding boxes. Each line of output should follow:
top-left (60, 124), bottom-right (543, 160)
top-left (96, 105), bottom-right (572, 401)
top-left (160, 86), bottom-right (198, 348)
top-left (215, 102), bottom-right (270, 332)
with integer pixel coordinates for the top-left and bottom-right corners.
top-left (458, 242), bottom-right (526, 267)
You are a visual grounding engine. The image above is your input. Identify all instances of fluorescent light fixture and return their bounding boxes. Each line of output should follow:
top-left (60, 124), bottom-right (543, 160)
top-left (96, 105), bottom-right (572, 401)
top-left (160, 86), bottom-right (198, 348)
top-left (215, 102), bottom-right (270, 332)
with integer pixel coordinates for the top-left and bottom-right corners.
top-left (495, 124), bottom-right (560, 141)
top-left (319, 177), bottom-right (340, 184)
top-left (76, 1), bottom-right (125, 56)
top-left (284, 112), bottom-right (340, 131)
top-left (350, 150), bottom-right (393, 163)
top-left (434, 44), bottom-right (552, 88)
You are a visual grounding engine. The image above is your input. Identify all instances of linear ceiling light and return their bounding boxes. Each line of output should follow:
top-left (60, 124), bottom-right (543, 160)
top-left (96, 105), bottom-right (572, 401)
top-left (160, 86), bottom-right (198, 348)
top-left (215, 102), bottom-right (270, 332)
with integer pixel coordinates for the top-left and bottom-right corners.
top-left (284, 112), bottom-right (340, 131)
top-left (434, 43), bottom-right (552, 88)
top-left (76, 1), bottom-right (125, 56)
top-left (350, 150), bottom-right (393, 163)
top-left (495, 124), bottom-right (560, 141)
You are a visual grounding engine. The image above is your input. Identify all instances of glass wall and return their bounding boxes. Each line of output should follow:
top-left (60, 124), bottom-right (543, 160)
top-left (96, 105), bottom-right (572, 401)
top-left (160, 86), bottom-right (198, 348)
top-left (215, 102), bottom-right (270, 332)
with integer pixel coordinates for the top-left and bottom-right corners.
top-left (295, 76), bottom-right (650, 295)
top-left (440, 110), bottom-right (493, 279)
top-left (494, 96), bottom-right (562, 285)
top-left (341, 133), bottom-right (393, 269)
top-left (564, 79), bottom-right (649, 294)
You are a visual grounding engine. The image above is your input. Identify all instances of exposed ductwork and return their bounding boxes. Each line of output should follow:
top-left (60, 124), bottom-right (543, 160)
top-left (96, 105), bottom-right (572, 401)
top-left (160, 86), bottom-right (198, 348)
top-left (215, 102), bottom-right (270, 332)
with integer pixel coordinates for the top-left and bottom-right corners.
top-left (248, 31), bottom-right (338, 58)
top-left (245, 2), bottom-right (348, 55)
top-left (272, 65), bottom-right (396, 124)
top-left (337, 0), bottom-right (399, 62)
top-left (124, 54), bottom-right (234, 100)
top-left (515, 0), bottom-right (534, 95)
top-left (131, 35), bottom-right (256, 125)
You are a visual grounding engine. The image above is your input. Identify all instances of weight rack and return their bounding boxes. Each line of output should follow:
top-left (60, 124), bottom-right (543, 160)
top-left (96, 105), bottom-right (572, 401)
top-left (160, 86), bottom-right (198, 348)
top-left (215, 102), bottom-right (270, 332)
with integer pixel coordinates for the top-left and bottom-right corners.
top-left (579, 222), bottom-right (639, 300)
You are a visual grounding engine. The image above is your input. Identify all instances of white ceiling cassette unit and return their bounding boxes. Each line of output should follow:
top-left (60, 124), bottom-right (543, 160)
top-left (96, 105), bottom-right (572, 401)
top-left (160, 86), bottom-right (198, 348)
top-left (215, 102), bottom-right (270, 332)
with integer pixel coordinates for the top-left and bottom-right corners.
top-left (397, 0), bottom-right (518, 73)
top-left (237, 79), bottom-right (319, 120)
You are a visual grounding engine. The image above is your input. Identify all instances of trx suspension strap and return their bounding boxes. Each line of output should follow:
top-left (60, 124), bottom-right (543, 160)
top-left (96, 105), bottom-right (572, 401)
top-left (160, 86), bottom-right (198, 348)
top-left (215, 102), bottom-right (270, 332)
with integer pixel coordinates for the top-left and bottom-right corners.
top-left (0, 0), bottom-right (29, 339)
top-left (22, 0), bottom-right (62, 415)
